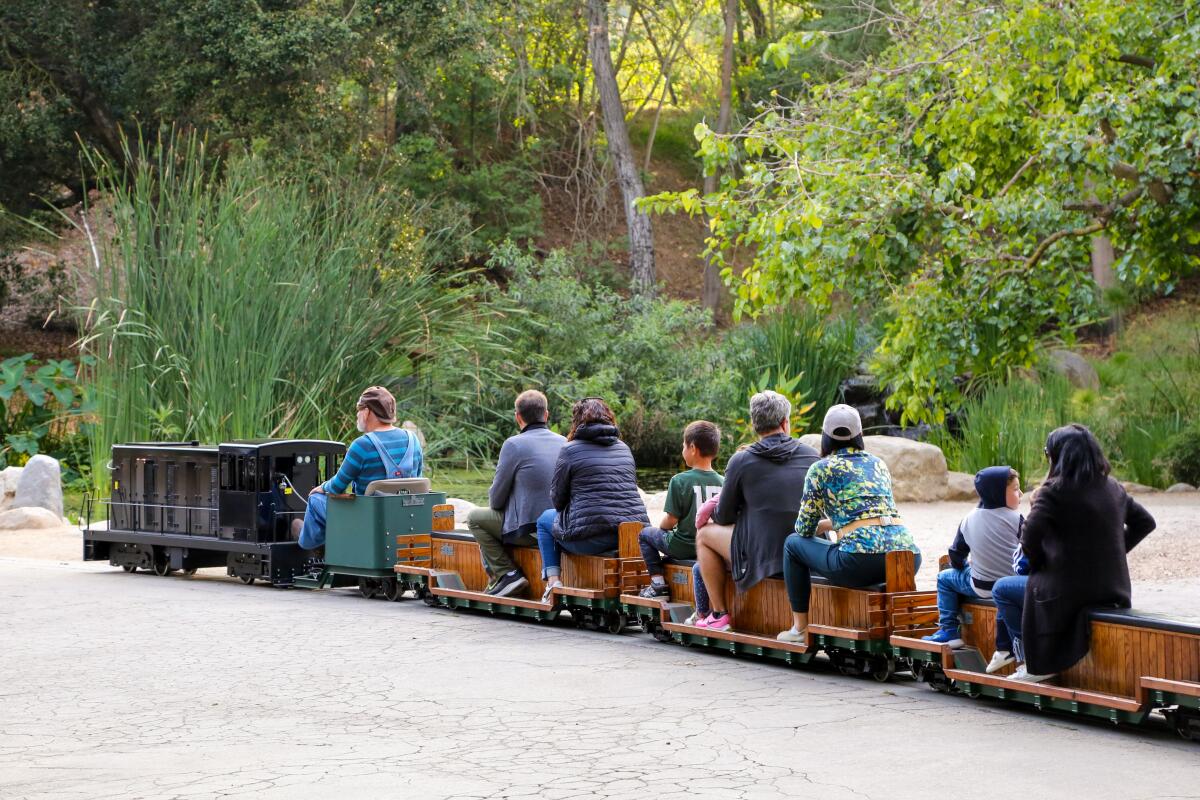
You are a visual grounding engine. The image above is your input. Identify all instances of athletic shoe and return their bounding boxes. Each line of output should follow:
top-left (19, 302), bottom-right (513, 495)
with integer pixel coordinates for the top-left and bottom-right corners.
top-left (483, 575), bottom-right (501, 594)
top-left (488, 570), bottom-right (528, 598)
top-left (696, 612), bottom-right (731, 632)
top-left (541, 580), bottom-right (561, 603)
top-left (638, 582), bottom-right (670, 599)
top-left (921, 628), bottom-right (964, 648)
top-left (776, 628), bottom-right (807, 643)
top-left (985, 650), bottom-right (1016, 674)
top-left (684, 610), bottom-right (706, 625)
top-left (1010, 666), bottom-right (1053, 683)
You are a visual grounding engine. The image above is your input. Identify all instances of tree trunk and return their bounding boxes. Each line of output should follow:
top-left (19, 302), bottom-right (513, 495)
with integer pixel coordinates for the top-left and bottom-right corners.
top-left (1091, 233), bottom-right (1121, 333)
top-left (742, 0), bottom-right (768, 40)
top-left (702, 0), bottom-right (737, 314)
top-left (587, 0), bottom-right (655, 295)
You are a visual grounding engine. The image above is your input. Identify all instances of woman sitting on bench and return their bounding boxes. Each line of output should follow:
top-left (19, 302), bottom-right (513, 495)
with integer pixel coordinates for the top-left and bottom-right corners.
top-left (777, 405), bottom-right (921, 643)
top-left (536, 397), bottom-right (649, 602)
top-left (991, 424), bottom-right (1156, 683)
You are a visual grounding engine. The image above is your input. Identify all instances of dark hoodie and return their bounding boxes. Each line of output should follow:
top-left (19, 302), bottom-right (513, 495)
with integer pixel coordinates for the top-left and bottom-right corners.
top-left (550, 422), bottom-right (649, 543)
top-left (711, 432), bottom-right (820, 592)
top-left (946, 465), bottom-right (1022, 598)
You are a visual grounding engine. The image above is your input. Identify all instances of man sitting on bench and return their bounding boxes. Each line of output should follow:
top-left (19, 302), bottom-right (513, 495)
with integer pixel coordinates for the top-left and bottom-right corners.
top-left (467, 390), bottom-right (566, 597)
top-left (297, 386), bottom-right (423, 549)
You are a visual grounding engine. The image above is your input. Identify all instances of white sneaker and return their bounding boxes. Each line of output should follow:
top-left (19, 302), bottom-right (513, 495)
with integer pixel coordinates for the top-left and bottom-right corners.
top-left (986, 650), bottom-right (1016, 674)
top-left (684, 610), bottom-right (702, 625)
top-left (541, 580), bottom-right (561, 603)
top-left (1010, 665), bottom-right (1053, 683)
top-left (776, 627), bottom-right (807, 643)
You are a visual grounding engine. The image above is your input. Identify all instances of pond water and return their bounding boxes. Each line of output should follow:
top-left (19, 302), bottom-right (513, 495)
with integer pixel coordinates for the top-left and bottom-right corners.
top-left (429, 466), bottom-right (677, 506)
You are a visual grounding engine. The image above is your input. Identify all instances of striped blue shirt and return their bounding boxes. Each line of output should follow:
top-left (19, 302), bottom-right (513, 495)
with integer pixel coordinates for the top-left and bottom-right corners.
top-left (322, 429), bottom-right (424, 495)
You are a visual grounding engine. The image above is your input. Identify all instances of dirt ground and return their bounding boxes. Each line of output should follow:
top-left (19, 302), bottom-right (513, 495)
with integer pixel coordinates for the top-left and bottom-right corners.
top-left (4, 492), bottom-right (1197, 620)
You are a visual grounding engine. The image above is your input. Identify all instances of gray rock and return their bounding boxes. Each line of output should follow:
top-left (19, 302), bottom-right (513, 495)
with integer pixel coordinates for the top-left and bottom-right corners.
top-left (12, 455), bottom-right (64, 518)
top-left (945, 471), bottom-right (978, 502)
top-left (0, 506), bottom-right (66, 530)
top-left (1166, 482), bottom-right (1196, 493)
top-left (0, 465), bottom-right (22, 512)
top-left (1121, 481), bottom-right (1159, 495)
top-left (1047, 349), bottom-right (1100, 390)
top-left (445, 497), bottom-right (478, 528)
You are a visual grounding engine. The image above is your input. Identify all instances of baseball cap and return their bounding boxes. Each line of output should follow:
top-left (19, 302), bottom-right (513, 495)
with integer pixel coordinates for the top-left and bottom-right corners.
top-left (357, 386), bottom-right (397, 424)
top-left (822, 404), bottom-right (862, 440)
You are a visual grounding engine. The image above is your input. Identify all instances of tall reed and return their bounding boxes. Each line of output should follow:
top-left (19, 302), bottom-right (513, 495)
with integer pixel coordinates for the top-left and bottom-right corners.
top-left (78, 132), bottom-right (476, 492)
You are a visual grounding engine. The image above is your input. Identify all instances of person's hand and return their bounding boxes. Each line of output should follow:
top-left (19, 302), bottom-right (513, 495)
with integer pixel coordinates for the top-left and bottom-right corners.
top-left (309, 485), bottom-right (326, 497)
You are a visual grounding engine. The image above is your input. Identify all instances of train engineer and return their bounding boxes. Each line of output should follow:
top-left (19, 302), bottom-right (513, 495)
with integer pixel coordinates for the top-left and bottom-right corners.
top-left (636, 420), bottom-right (724, 599)
top-left (777, 404), bottom-right (921, 643)
top-left (297, 386), bottom-right (424, 550)
top-left (922, 466), bottom-right (1022, 674)
top-left (466, 390), bottom-right (566, 598)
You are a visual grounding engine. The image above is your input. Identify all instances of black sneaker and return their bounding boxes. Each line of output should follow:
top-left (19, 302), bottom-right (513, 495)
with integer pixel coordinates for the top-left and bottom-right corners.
top-left (488, 570), bottom-right (529, 598)
top-left (638, 582), bottom-right (670, 599)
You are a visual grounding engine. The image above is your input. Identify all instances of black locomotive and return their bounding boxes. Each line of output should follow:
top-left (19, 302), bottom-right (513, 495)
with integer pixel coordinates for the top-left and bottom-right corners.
top-left (84, 438), bottom-right (345, 585)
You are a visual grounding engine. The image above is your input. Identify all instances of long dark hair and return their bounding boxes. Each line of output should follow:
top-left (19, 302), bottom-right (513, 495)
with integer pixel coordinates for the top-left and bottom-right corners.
top-left (567, 397), bottom-right (617, 441)
top-left (821, 433), bottom-right (865, 457)
top-left (1045, 423), bottom-right (1110, 489)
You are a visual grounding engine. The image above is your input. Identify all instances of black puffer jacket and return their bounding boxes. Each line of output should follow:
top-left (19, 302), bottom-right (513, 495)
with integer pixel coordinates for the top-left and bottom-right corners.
top-left (551, 423), bottom-right (649, 543)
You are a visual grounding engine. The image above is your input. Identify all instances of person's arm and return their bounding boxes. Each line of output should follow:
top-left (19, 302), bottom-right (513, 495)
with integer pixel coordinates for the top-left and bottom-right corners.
top-left (710, 457), bottom-right (743, 526)
top-left (947, 525), bottom-right (970, 570)
top-left (1019, 487), bottom-right (1052, 571)
top-left (550, 448), bottom-right (571, 512)
top-left (794, 465), bottom-right (825, 538)
top-left (1123, 493), bottom-right (1156, 552)
top-left (487, 439), bottom-right (518, 511)
top-left (322, 438), bottom-right (365, 494)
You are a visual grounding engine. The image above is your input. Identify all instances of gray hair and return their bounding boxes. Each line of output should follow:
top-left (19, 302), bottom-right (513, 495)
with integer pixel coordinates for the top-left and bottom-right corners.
top-left (749, 390), bottom-right (791, 435)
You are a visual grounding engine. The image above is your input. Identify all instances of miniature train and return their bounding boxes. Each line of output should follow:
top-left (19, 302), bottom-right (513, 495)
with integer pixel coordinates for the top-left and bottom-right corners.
top-left (84, 439), bottom-right (1200, 742)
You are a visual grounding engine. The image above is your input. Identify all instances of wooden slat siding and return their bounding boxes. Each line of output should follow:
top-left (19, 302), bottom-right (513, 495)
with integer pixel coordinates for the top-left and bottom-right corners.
top-left (431, 504), bottom-right (456, 532)
top-left (512, 547), bottom-right (548, 599)
top-left (1141, 676), bottom-right (1200, 697)
top-left (395, 533), bottom-right (432, 565)
top-left (618, 521), bottom-right (644, 558)
top-left (885, 550), bottom-right (916, 593)
top-left (960, 601), bottom-right (1017, 676)
top-left (620, 560), bottom-right (650, 593)
top-left (664, 563), bottom-right (696, 606)
top-left (433, 538), bottom-right (491, 591)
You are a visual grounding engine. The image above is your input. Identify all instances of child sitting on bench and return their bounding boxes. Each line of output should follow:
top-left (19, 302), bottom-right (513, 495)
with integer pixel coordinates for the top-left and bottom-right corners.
top-left (922, 466), bottom-right (1022, 673)
top-left (636, 421), bottom-right (724, 598)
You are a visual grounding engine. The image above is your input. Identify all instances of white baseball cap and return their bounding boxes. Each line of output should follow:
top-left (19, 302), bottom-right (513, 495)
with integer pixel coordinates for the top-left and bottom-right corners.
top-left (822, 404), bottom-right (863, 440)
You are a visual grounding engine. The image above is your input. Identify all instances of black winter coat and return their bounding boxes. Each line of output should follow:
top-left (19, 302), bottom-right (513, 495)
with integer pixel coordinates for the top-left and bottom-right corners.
top-left (711, 433), bottom-right (819, 592)
top-left (551, 423), bottom-right (649, 544)
top-left (1021, 476), bottom-right (1156, 675)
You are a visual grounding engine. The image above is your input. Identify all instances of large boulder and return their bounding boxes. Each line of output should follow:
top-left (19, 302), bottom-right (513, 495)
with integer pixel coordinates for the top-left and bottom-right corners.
top-left (1047, 349), bottom-right (1100, 391)
top-left (401, 421), bottom-right (427, 451)
top-left (0, 465), bottom-right (22, 512)
top-left (945, 471), bottom-right (978, 502)
top-left (1166, 482), bottom-right (1197, 493)
top-left (0, 505), bottom-right (66, 530)
top-left (799, 434), bottom-right (949, 503)
top-left (12, 455), bottom-right (64, 518)
top-left (445, 497), bottom-right (479, 527)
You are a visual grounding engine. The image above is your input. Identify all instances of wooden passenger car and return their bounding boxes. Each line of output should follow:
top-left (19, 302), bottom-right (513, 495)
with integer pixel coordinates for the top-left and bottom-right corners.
top-left (395, 520), bottom-right (645, 632)
top-left (891, 598), bottom-right (1200, 735)
top-left (620, 526), bottom-right (937, 678)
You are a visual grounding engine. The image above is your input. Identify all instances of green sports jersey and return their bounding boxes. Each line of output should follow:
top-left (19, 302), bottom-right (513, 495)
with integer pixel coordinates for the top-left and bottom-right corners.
top-left (663, 468), bottom-right (724, 558)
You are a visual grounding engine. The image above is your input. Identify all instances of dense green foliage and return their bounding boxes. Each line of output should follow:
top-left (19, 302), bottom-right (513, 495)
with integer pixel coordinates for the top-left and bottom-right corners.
top-left (649, 0), bottom-right (1200, 423)
top-left (80, 135), bottom-right (481, 491)
top-left (0, 354), bottom-right (91, 481)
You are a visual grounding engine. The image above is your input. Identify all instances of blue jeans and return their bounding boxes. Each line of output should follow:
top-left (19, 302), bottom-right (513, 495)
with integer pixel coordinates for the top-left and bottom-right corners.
top-left (692, 562), bottom-right (711, 616)
top-left (782, 533), bottom-right (921, 613)
top-left (639, 526), bottom-right (671, 576)
top-left (298, 492), bottom-right (328, 550)
top-left (992, 575), bottom-right (1028, 660)
top-left (535, 509), bottom-right (617, 579)
top-left (935, 566), bottom-right (979, 632)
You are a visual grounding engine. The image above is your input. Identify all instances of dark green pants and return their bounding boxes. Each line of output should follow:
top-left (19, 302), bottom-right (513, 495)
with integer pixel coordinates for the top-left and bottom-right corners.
top-left (467, 507), bottom-right (536, 578)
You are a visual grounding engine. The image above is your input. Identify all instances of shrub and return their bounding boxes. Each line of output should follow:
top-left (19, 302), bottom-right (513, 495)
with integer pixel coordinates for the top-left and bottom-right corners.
top-left (0, 353), bottom-right (91, 474)
top-left (1160, 428), bottom-right (1200, 487)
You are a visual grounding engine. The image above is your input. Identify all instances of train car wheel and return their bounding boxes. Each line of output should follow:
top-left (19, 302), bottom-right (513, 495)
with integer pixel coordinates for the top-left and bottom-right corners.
top-left (652, 626), bottom-right (674, 643)
top-left (358, 578), bottom-right (379, 599)
top-left (121, 564), bottom-right (137, 573)
top-left (182, 568), bottom-right (197, 576)
top-left (239, 575), bottom-right (255, 586)
top-left (870, 658), bottom-right (895, 683)
top-left (152, 552), bottom-right (174, 577)
top-left (605, 611), bottom-right (625, 635)
top-left (382, 578), bottom-right (402, 602)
